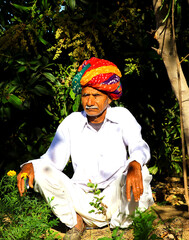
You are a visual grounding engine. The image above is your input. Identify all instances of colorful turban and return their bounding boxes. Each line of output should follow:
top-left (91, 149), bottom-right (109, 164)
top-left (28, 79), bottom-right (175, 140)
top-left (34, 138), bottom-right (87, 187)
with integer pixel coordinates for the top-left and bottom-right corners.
top-left (72, 57), bottom-right (122, 100)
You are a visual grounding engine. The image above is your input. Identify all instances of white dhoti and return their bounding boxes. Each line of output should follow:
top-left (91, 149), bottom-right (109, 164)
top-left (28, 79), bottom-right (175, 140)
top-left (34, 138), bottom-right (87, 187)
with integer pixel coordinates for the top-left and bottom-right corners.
top-left (34, 163), bottom-right (154, 229)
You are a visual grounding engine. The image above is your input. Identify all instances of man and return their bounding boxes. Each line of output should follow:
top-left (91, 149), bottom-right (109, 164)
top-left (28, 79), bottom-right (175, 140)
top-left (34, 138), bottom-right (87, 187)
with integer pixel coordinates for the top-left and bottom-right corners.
top-left (17, 57), bottom-right (154, 240)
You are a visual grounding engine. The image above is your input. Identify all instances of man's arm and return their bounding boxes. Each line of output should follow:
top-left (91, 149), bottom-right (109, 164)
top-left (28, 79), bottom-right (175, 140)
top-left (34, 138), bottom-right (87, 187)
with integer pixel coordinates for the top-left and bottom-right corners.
top-left (17, 163), bottom-right (34, 197)
top-left (126, 160), bottom-right (143, 202)
top-left (16, 115), bottom-right (73, 196)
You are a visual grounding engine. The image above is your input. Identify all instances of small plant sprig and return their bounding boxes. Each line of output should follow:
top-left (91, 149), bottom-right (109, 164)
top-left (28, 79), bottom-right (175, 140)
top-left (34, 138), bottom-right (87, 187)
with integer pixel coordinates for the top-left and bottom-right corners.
top-left (87, 181), bottom-right (125, 240)
top-left (87, 181), bottom-right (107, 216)
top-left (0, 170), bottom-right (61, 240)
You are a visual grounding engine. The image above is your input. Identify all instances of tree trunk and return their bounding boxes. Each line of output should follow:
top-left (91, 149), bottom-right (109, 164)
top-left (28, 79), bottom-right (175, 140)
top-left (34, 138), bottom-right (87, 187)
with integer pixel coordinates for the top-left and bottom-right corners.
top-left (152, 0), bottom-right (189, 205)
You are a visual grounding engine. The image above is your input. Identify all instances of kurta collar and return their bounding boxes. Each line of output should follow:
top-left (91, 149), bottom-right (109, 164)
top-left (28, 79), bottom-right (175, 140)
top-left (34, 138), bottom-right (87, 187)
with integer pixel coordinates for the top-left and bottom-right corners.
top-left (81, 106), bottom-right (119, 130)
top-left (105, 106), bottom-right (119, 124)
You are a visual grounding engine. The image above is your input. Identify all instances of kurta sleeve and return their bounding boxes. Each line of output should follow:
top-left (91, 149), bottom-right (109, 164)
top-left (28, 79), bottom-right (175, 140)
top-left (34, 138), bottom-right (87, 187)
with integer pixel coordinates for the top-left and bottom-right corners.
top-left (121, 108), bottom-right (150, 167)
top-left (22, 116), bottom-right (71, 172)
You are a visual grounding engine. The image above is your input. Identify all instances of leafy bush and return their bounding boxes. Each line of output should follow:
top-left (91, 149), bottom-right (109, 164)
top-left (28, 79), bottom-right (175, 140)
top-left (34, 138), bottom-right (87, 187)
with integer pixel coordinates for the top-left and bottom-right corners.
top-left (130, 209), bottom-right (161, 240)
top-left (123, 57), bottom-right (183, 177)
top-left (0, 55), bottom-right (80, 175)
top-left (0, 170), bottom-right (60, 240)
top-left (148, 98), bottom-right (182, 176)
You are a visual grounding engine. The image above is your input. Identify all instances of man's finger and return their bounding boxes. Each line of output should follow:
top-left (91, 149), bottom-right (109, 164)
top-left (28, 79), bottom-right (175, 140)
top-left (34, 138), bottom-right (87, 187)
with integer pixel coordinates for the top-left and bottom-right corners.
top-left (139, 174), bottom-right (144, 195)
top-left (127, 183), bottom-right (143, 202)
top-left (132, 184), bottom-right (140, 202)
top-left (20, 178), bottom-right (25, 195)
top-left (29, 174), bottom-right (34, 188)
top-left (136, 182), bottom-right (143, 201)
top-left (18, 180), bottom-right (24, 197)
top-left (139, 182), bottom-right (143, 195)
top-left (126, 180), bottom-right (131, 201)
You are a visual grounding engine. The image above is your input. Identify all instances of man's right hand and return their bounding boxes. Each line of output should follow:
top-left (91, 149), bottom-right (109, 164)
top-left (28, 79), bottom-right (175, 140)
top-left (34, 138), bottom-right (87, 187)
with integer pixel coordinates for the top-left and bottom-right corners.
top-left (17, 163), bottom-right (34, 197)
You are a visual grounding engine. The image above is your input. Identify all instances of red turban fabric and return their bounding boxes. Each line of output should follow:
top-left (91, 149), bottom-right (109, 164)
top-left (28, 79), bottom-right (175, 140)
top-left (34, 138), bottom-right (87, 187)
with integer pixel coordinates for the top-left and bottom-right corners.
top-left (72, 57), bottom-right (122, 100)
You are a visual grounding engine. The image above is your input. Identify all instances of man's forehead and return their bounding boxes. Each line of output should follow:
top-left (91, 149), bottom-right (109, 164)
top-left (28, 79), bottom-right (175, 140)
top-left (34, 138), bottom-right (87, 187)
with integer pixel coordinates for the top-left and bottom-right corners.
top-left (82, 87), bottom-right (106, 95)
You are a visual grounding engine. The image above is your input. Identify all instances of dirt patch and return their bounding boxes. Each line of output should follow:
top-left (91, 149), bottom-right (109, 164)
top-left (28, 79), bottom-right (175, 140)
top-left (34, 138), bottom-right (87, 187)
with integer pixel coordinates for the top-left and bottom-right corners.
top-left (152, 204), bottom-right (189, 240)
top-left (53, 205), bottom-right (189, 240)
top-left (52, 177), bottom-right (189, 239)
top-left (53, 225), bottom-right (134, 240)
top-left (149, 177), bottom-right (189, 240)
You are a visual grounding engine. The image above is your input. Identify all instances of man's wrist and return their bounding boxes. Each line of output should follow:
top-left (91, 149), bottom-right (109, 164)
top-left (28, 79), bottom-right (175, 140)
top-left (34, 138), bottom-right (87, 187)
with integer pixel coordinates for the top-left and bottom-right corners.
top-left (128, 160), bottom-right (141, 170)
top-left (20, 163), bottom-right (34, 174)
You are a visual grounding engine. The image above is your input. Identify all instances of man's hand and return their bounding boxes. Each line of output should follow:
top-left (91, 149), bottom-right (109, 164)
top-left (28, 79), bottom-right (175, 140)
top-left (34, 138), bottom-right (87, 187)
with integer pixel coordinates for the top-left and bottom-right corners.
top-left (17, 163), bottom-right (34, 196)
top-left (126, 161), bottom-right (143, 202)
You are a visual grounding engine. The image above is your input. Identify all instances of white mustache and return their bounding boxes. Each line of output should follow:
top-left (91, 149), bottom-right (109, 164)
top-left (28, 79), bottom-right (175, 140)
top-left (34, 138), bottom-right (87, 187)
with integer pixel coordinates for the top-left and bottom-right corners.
top-left (86, 106), bottom-right (98, 109)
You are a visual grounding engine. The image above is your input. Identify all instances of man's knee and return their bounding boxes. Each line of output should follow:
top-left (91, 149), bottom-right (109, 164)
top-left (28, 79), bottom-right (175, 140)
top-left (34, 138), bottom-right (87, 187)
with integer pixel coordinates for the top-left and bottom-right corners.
top-left (34, 164), bottom-right (55, 187)
top-left (34, 163), bottom-right (69, 193)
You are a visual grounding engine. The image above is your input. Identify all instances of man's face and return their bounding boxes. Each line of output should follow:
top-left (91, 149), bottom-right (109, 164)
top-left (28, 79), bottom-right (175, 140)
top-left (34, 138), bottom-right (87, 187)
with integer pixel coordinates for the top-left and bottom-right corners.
top-left (81, 87), bottom-right (112, 121)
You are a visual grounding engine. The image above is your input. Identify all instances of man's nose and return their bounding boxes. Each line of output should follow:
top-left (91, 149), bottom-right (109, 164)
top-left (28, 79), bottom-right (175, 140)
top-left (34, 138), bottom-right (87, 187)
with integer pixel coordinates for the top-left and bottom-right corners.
top-left (87, 96), bottom-right (95, 106)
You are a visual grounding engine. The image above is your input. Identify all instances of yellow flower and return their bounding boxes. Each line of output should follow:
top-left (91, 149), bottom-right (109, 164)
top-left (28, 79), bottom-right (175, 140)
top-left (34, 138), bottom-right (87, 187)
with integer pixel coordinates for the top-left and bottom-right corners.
top-left (21, 173), bottom-right (28, 179)
top-left (7, 170), bottom-right (16, 177)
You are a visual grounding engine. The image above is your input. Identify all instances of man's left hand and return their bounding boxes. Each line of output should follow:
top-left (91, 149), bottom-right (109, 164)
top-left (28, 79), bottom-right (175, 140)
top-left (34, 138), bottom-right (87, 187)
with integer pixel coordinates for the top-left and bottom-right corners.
top-left (126, 161), bottom-right (143, 202)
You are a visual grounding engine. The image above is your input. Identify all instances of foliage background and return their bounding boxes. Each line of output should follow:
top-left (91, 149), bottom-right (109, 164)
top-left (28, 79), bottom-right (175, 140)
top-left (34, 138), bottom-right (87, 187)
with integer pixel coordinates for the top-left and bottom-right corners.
top-left (0, 172), bottom-right (60, 239)
top-left (0, 0), bottom-right (189, 179)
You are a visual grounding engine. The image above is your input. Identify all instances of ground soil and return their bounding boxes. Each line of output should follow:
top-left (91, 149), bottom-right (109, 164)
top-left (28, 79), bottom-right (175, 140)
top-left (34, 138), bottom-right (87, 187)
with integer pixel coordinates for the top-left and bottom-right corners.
top-left (52, 177), bottom-right (189, 240)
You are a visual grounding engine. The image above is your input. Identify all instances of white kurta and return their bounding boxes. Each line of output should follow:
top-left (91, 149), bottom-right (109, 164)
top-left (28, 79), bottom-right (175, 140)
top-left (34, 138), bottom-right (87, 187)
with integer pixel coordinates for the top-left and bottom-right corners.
top-left (24, 106), bottom-right (154, 228)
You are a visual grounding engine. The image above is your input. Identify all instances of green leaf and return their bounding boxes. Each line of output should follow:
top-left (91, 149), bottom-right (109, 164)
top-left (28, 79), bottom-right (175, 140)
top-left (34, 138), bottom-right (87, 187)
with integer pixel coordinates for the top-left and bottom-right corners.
top-left (2, 96), bottom-right (8, 104)
top-left (43, 72), bottom-right (56, 82)
top-left (0, 107), bottom-right (11, 119)
top-left (94, 189), bottom-right (101, 195)
top-left (149, 165), bottom-right (158, 175)
top-left (7, 94), bottom-right (23, 109)
top-left (45, 108), bottom-right (54, 116)
top-left (111, 227), bottom-right (119, 237)
top-left (8, 85), bottom-right (17, 94)
top-left (69, 89), bottom-right (76, 100)
top-left (88, 210), bottom-right (95, 213)
top-left (39, 36), bottom-right (48, 45)
top-left (11, 3), bottom-right (32, 12)
top-left (16, 60), bottom-right (26, 65)
top-left (42, 0), bottom-right (48, 9)
top-left (27, 145), bottom-right (32, 152)
top-left (30, 65), bottom-right (40, 71)
top-left (17, 66), bottom-right (26, 73)
top-left (30, 60), bottom-right (41, 65)
top-left (72, 95), bottom-right (81, 112)
top-left (68, 0), bottom-right (76, 10)
top-left (87, 182), bottom-right (95, 188)
top-left (80, 0), bottom-right (90, 4)
top-left (33, 85), bottom-right (50, 95)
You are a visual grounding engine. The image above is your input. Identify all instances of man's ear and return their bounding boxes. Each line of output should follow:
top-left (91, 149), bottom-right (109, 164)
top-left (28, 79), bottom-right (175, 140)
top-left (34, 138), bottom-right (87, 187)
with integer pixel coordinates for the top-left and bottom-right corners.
top-left (108, 97), bottom-right (112, 105)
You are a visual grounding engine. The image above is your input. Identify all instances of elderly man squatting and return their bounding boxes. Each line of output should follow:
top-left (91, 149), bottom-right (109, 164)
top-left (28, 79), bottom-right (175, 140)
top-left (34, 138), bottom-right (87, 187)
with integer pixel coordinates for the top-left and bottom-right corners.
top-left (17, 57), bottom-right (154, 240)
